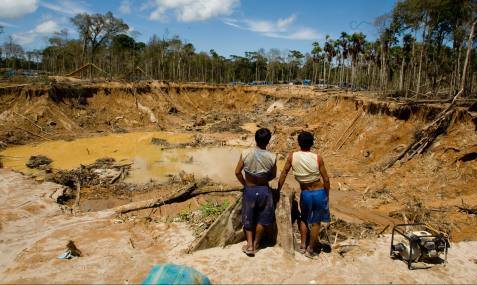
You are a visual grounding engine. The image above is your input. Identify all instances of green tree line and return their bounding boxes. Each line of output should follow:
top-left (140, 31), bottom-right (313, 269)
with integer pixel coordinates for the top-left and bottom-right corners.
top-left (1, 0), bottom-right (476, 99)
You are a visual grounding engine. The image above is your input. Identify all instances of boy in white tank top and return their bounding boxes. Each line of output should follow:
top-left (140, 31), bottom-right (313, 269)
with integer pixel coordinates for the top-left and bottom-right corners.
top-left (277, 131), bottom-right (331, 258)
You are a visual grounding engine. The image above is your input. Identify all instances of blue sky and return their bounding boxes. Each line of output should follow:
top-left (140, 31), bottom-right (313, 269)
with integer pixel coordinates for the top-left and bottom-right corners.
top-left (0, 0), bottom-right (396, 57)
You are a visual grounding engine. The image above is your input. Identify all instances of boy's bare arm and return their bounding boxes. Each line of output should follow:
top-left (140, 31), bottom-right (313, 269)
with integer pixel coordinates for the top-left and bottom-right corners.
top-left (235, 155), bottom-right (246, 187)
top-left (277, 153), bottom-right (292, 192)
top-left (319, 157), bottom-right (330, 196)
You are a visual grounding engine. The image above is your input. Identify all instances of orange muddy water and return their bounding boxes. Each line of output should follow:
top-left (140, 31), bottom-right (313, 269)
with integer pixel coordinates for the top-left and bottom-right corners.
top-left (0, 131), bottom-right (243, 185)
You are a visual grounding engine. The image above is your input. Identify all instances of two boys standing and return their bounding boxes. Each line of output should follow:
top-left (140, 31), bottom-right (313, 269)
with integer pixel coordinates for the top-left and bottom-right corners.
top-left (235, 128), bottom-right (330, 258)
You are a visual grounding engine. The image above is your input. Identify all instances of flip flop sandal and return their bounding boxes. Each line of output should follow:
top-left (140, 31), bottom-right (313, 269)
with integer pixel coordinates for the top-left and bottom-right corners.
top-left (305, 250), bottom-right (319, 259)
top-left (242, 245), bottom-right (255, 257)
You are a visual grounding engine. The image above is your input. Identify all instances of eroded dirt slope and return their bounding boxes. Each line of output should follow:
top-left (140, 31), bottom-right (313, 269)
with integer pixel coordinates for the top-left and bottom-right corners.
top-left (0, 81), bottom-right (476, 283)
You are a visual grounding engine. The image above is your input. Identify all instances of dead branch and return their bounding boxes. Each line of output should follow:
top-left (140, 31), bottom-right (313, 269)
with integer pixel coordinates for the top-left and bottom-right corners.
top-left (457, 206), bottom-right (477, 215)
top-left (74, 180), bottom-right (81, 208)
top-left (109, 167), bottom-right (125, 184)
top-left (13, 126), bottom-right (52, 141)
top-left (13, 111), bottom-right (49, 135)
top-left (335, 112), bottom-right (362, 150)
top-left (336, 123), bottom-right (360, 151)
top-left (456, 199), bottom-right (477, 215)
top-left (114, 181), bottom-right (206, 214)
top-left (377, 224), bottom-right (390, 236)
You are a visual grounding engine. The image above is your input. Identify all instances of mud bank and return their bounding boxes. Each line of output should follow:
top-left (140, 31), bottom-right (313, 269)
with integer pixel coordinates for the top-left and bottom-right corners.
top-left (0, 80), bottom-right (476, 283)
top-left (1, 169), bottom-right (476, 284)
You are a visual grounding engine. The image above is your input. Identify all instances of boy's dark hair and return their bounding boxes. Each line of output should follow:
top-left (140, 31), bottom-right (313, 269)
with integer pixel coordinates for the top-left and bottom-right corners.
top-left (298, 131), bottom-right (314, 149)
top-left (255, 128), bottom-right (272, 148)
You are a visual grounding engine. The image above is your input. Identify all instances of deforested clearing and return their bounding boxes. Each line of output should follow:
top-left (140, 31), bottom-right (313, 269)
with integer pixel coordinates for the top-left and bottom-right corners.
top-left (0, 82), bottom-right (476, 283)
top-left (1, 0), bottom-right (477, 283)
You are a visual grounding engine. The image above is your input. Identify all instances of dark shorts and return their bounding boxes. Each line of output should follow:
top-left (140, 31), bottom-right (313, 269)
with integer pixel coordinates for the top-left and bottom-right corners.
top-left (241, 186), bottom-right (275, 230)
top-left (300, 189), bottom-right (330, 224)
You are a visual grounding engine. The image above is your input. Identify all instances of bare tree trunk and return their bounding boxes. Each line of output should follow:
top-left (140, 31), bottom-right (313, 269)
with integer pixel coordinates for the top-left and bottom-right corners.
top-left (460, 19), bottom-right (477, 96)
top-left (416, 45), bottom-right (423, 97)
top-left (456, 46), bottom-right (462, 94)
top-left (399, 57), bottom-right (405, 91)
top-left (351, 59), bottom-right (355, 88)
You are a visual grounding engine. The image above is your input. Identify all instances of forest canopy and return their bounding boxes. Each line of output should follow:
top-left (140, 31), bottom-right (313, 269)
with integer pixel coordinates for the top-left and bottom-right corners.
top-left (0, 0), bottom-right (476, 98)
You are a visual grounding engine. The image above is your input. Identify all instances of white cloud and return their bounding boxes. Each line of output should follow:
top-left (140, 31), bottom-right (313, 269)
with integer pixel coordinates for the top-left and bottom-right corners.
top-left (276, 14), bottom-right (296, 30)
top-left (41, 0), bottom-right (89, 16)
top-left (148, 0), bottom-right (239, 22)
top-left (11, 19), bottom-right (60, 45)
top-left (0, 20), bottom-right (17, 28)
top-left (119, 0), bottom-right (131, 14)
top-left (35, 20), bottom-right (60, 33)
top-left (11, 32), bottom-right (39, 46)
top-left (243, 15), bottom-right (295, 34)
top-left (0, 0), bottom-right (39, 19)
top-left (223, 15), bottom-right (319, 40)
top-left (286, 28), bottom-right (319, 40)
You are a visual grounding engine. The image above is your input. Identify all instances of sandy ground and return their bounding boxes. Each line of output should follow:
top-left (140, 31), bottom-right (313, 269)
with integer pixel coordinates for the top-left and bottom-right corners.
top-left (1, 169), bottom-right (476, 284)
top-left (1, 82), bottom-right (477, 283)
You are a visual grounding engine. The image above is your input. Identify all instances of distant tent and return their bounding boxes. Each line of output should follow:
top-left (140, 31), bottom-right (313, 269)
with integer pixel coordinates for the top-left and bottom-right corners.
top-left (126, 66), bottom-right (149, 81)
top-left (65, 63), bottom-right (110, 79)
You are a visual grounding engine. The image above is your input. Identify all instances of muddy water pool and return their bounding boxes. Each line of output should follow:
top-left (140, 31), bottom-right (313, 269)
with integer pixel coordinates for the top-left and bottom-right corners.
top-left (0, 131), bottom-right (243, 185)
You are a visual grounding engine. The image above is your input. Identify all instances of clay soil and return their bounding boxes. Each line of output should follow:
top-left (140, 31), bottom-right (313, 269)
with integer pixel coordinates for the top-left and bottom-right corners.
top-left (1, 79), bottom-right (476, 283)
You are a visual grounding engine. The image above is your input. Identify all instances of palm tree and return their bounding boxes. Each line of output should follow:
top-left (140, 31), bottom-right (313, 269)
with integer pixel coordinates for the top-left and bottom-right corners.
top-left (323, 35), bottom-right (336, 85)
top-left (288, 50), bottom-right (304, 82)
top-left (338, 32), bottom-right (350, 86)
top-left (349, 32), bottom-right (366, 88)
top-left (311, 41), bottom-right (322, 84)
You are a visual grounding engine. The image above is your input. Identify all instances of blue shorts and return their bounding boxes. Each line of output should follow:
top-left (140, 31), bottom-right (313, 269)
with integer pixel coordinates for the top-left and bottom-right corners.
top-left (300, 189), bottom-right (330, 224)
top-left (241, 186), bottom-right (275, 230)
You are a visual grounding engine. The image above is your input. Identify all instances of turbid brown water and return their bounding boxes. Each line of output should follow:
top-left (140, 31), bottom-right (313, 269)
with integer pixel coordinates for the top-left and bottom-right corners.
top-left (0, 131), bottom-right (242, 185)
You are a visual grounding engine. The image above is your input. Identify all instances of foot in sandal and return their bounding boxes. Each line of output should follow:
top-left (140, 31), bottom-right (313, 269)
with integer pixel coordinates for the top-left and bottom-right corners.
top-left (242, 244), bottom-right (255, 257)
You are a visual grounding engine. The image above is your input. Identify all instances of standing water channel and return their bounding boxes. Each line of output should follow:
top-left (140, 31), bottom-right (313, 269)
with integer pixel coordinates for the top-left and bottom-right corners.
top-left (0, 131), bottom-right (243, 185)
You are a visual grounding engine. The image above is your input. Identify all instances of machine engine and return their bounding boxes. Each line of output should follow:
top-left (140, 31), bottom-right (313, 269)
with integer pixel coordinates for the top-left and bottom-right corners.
top-left (390, 224), bottom-right (449, 269)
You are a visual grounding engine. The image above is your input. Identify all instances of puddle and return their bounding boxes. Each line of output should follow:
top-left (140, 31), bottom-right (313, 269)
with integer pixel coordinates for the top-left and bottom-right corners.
top-left (240, 122), bottom-right (259, 133)
top-left (1, 131), bottom-right (243, 185)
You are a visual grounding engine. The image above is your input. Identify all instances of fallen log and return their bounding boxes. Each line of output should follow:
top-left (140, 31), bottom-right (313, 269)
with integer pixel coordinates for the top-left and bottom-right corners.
top-left (114, 181), bottom-right (205, 214)
top-left (191, 185), bottom-right (242, 196)
top-left (383, 98), bottom-right (457, 170)
top-left (275, 190), bottom-right (296, 256)
top-left (188, 187), bottom-right (297, 255)
top-left (334, 112), bottom-right (362, 150)
top-left (187, 197), bottom-right (244, 253)
top-left (383, 19), bottom-right (476, 170)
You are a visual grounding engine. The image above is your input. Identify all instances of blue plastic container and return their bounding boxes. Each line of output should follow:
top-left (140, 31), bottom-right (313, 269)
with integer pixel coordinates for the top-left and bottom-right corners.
top-left (142, 263), bottom-right (211, 285)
